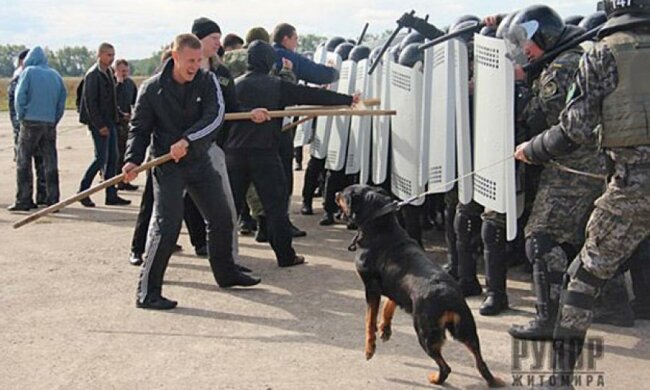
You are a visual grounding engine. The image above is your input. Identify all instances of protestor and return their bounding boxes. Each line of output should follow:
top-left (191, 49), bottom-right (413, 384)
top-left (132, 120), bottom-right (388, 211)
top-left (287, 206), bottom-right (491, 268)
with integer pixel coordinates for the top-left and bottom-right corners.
top-left (123, 34), bottom-right (261, 310)
top-left (513, 0), bottom-right (650, 381)
top-left (224, 40), bottom-right (359, 267)
top-left (223, 33), bottom-right (244, 52)
top-left (113, 58), bottom-right (138, 191)
top-left (7, 48), bottom-right (47, 204)
top-left (78, 42), bottom-right (131, 207)
top-left (223, 27), bottom-right (271, 78)
top-left (8, 46), bottom-right (66, 211)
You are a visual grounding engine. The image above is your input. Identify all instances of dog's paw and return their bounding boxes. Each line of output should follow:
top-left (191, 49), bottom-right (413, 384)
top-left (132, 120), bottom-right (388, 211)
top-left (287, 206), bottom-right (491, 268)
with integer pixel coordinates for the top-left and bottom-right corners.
top-left (428, 372), bottom-right (447, 385)
top-left (489, 377), bottom-right (506, 388)
top-left (365, 342), bottom-right (376, 360)
top-left (379, 324), bottom-right (392, 342)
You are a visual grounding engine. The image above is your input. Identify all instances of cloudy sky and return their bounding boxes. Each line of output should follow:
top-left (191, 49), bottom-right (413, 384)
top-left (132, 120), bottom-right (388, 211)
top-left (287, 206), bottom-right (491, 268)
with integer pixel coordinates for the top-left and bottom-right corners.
top-left (1, 0), bottom-right (597, 59)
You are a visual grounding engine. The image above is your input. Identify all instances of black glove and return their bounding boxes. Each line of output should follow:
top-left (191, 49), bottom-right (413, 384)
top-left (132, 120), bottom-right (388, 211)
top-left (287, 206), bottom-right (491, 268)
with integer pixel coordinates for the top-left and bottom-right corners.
top-left (397, 12), bottom-right (417, 28)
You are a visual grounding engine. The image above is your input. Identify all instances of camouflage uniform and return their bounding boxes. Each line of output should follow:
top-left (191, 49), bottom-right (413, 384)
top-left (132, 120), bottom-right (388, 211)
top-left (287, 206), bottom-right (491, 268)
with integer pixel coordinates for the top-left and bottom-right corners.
top-left (223, 49), bottom-right (248, 79)
top-left (478, 49), bottom-right (584, 316)
top-left (523, 28), bottom-right (650, 357)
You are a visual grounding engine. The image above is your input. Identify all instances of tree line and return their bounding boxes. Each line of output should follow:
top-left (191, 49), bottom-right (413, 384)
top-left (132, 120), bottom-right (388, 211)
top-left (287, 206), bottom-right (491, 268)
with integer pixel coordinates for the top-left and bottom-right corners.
top-left (0, 33), bottom-right (392, 79)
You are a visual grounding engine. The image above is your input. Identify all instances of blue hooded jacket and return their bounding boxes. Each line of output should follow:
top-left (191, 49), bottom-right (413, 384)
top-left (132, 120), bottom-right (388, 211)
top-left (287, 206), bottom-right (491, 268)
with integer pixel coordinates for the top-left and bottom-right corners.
top-left (273, 43), bottom-right (339, 85)
top-left (14, 46), bottom-right (67, 124)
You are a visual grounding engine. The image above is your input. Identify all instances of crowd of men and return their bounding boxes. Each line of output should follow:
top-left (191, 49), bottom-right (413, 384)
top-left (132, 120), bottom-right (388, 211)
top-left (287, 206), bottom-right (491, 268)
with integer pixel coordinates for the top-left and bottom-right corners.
top-left (5, 0), bottom-right (650, 386)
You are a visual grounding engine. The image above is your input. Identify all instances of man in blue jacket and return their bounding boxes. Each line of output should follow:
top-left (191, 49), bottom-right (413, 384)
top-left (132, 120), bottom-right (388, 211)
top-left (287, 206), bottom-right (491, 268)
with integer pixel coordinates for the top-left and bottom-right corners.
top-left (8, 46), bottom-right (66, 211)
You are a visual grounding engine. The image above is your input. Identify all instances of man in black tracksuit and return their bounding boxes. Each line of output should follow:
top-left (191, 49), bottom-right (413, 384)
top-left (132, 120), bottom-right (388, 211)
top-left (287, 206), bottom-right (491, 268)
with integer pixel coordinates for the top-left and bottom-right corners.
top-left (225, 40), bottom-right (358, 267)
top-left (123, 34), bottom-right (260, 310)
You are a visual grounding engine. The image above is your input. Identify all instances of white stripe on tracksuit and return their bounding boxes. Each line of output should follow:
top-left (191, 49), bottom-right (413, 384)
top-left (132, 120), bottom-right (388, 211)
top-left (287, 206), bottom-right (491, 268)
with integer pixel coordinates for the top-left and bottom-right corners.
top-left (186, 73), bottom-right (225, 142)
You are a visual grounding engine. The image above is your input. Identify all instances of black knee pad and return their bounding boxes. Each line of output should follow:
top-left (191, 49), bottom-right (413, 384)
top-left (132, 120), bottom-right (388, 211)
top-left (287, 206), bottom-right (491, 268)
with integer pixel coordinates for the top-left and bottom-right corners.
top-left (455, 211), bottom-right (480, 244)
top-left (481, 221), bottom-right (504, 249)
top-left (525, 233), bottom-right (559, 265)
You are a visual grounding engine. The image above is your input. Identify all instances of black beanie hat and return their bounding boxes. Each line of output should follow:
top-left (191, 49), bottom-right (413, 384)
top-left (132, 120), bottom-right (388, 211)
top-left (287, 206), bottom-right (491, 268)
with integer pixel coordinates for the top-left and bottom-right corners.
top-left (192, 17), bottom-right (221, 40)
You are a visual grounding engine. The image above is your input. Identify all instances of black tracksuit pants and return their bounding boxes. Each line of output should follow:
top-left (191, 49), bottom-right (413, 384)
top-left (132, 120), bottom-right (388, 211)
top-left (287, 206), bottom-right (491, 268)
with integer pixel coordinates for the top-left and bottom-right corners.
top-left (137, 155), bottom-right (236, 302)
top-left (226, 149), bottom-right (296, 266)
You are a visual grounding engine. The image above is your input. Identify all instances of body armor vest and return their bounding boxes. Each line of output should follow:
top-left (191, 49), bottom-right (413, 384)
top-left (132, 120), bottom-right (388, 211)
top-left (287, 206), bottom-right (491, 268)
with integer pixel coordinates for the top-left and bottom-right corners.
top-left (600, 31), bottom-right (650, 148)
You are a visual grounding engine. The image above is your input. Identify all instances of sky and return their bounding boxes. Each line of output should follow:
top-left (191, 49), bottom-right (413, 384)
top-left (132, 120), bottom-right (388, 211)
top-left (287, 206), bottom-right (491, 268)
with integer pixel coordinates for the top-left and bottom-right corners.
top-left (0, 0), bottom-right (598, 59)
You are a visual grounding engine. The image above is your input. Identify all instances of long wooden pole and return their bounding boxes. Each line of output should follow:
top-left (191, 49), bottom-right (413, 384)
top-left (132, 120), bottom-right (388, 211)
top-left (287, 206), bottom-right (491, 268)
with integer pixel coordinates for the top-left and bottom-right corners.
top-left (12, 154), bottom-right (173, 229)
top-left (225, 108), bottom-right (395, 121)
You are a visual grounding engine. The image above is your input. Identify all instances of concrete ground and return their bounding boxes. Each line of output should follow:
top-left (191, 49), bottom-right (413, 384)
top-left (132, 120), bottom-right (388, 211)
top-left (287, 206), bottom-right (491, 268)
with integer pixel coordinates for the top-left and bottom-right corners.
top-left (1, 111), bottom-right (648, 390)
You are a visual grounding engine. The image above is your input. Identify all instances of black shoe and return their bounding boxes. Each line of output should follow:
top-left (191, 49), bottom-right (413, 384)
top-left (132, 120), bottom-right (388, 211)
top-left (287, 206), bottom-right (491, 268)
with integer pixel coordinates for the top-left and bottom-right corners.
top-left (237, 264), bottom-right (253, 273)
top-left (255, 217), bottom-right (268, 242)
top-left (480, 292), bottom-right (509, 316)
top-left (79, 197), bottom-right (96, 207)
top-left (319, 212), bottom-right (335, 226)
top-left (195, 245), bottom-right (208, 257)
top-left (300, 202), bottom-right (313, 215)
top-left (459, 278), bottom-right (483, 297)
top-left (239, 217), bottom-right (257, 235)
top-left (118, 182), bottom-right (139, 191)
top-left (136, 295), bottom-right (178, 310)
top-left (279, 255), bottom-right (306, 268)
top-left (7, 203), bottom-right (33, 212)
top-left (129, 252), bottom-right (144, 266)
top-left (106, 196), bottom-right (131, 206)
top-left (173, 244), bottom-right (183, 253)
top-left (291, 224), bottom-right (307, 238)
top-left (217, 271), bottom-right (261, 288)
top-left (346, 221), bottom-right (358, 230)
top-left (509, 318), bottom-right (555, 341)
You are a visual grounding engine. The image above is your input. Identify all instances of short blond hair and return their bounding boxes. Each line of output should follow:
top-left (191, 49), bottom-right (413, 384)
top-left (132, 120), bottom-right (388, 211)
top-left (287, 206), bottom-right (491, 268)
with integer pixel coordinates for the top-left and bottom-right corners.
top-left (173, 33), bottom-right (202, 51)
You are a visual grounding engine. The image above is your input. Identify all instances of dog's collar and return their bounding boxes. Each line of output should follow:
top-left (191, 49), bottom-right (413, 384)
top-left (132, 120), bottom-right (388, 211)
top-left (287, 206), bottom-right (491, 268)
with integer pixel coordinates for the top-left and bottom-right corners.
top-left (348, 201), bottom-right (400, 252)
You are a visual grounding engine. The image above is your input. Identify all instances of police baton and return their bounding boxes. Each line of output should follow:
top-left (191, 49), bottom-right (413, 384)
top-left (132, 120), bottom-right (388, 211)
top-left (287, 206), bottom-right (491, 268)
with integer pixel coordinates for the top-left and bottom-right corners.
top-left (522, 24), bottom-right (604, 75)
top-left (418, 21), bottom-right (485, 51)
top-left (368, 10), bottom-right (415, 75)
top-left (357, 22), bottom-right (370, 44)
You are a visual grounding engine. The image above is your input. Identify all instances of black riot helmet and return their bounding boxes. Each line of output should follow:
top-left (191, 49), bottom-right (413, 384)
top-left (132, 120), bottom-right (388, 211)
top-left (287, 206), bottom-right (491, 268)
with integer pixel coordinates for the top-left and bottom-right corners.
top-left (496, 11), bottom-right (519, 39)
top-left (325, 36), bottom-right (346, 52)
top-left (369, 46), bottom-right (383, 64)
top-left (349, 45), bottom-right (371, 62)
top-left (398, 43), bottom-right (424, 67)
top-left (334, 42), bottom-right (355, 61)
top-left (399, 31), bottom-right (425, 51)
top-left (389, 44), bottom-right (401, 63)
top-left (600, 0), bottom-right (650, 37)
top-left (564, 15), bottom-right (584, 25)
top-left (579, 11), bottom-right (607, 30)
top-left (480, 25), bottom-right (498, 37)
top-left (450, 15), bottom-right (481, 42)
top-left (510, 5), bottom-right (566, 51)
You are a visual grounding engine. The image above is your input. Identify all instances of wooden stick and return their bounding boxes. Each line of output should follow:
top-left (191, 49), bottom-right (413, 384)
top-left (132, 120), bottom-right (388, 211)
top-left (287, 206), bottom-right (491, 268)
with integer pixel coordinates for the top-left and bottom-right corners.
top-left (225, 108), bottom-right (395, 121)
top-left (281, 116), bottom-right (316, 132)
top-left (285, 98), bottom-right (380, 111)
top-left (12, 154), bottom-right (174, 229)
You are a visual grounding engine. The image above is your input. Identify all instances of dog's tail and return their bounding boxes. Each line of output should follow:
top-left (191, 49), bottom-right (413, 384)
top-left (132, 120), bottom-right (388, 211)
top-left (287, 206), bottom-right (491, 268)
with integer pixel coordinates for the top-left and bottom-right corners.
top-left (447, 305), bottom-right (506, 388)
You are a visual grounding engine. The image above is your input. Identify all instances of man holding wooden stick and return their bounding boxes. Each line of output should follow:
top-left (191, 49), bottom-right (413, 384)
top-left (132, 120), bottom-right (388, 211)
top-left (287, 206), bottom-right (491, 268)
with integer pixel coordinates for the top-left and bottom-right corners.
top-left (122, 34), bottom-right (262, 310)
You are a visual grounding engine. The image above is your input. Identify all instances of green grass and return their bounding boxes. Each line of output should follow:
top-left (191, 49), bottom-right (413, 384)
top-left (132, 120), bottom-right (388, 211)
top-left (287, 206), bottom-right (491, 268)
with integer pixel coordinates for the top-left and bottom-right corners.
top-left (0, 76), bottom-right (146, 112)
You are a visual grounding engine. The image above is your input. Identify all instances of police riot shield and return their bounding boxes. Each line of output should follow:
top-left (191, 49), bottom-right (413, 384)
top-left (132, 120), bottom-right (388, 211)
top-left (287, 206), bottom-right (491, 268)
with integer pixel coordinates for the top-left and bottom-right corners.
top-left (294, 81), bottom-right (314, 147)
top-left (421, 40), bottom-right (456, 194)
top-left (454, 39), bottom-right (473, 204)
top-left (390, 62), bottom-right (425, 206)
top-left (326, 60), bottom-right (357, 170)
top-left (348, 58), bottom-right (372, 179)
top-left (310, 51), bottom-right (343, 159)
top-left (473, 35), bottom-right (518, 241)
top-left (372, 52), bottom-right (391, 185)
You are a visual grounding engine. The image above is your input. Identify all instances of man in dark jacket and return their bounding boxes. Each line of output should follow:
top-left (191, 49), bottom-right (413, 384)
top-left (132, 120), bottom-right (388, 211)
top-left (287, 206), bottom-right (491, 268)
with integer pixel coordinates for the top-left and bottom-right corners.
top-left (78, 42), bottom-right (130, 207)
top-left (225, 40), bottom-right (358, 267)
top-left (122, 34), bottom-right (261, 310)
top-left (113, 58), bottom-right (138, 191)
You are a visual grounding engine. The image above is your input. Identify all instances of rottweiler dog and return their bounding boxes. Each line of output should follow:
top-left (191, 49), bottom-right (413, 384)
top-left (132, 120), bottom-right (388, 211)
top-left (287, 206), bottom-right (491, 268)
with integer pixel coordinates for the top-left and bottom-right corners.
top-left (336, 185), bottom-right (505, 388)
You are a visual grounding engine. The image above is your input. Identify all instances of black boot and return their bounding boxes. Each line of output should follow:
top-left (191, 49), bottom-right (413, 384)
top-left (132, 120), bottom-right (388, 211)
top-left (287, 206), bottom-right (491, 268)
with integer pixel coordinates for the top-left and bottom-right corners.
top-left (593, 273), bottom-right (634, 327)
top-left (629, 240), bottom-right (650, 320)
top-left (480, 222), bottom-right (508, 316)
top-left (255, 216), bottom-right (268, 243)
top-left (455, 212), bottom-right (482, 292)
top-left (301, 197), bottom-right (314, 215)
top-left (510, 260), bottom-right (558, 340)
top-left (319, 212), bottom-right (335, 226)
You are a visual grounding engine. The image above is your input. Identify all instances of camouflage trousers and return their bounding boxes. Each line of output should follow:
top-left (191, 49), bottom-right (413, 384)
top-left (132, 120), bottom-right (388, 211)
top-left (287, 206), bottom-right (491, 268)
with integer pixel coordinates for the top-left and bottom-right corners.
top-left (558, 203), bottom-right (650, 334)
